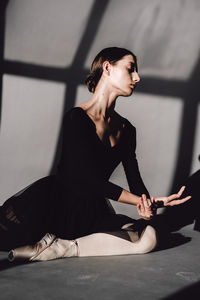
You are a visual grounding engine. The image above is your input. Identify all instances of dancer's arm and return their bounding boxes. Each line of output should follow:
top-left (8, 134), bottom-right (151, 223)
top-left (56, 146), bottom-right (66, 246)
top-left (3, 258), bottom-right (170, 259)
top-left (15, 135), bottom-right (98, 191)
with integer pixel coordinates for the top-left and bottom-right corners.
top-left (122, 124), bottom-right (150, 198)
top-left (118, 191), bottom-right (155, 220)
top-left (118, 189), bottom-right (141, 205)
top-left (121, 123), bottom-right (191, 210)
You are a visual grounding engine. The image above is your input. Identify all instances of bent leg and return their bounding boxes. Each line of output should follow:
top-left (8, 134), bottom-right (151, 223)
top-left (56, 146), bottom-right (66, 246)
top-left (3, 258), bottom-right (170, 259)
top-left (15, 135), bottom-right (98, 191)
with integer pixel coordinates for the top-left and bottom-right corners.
top-left (77, 225), bottom-right (157, 257)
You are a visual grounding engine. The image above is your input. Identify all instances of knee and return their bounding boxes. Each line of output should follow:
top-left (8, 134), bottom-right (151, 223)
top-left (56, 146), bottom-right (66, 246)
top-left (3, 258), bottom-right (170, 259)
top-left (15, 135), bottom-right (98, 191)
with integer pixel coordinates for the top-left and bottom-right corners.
top-left (139, 225), bottom-right (157, 254)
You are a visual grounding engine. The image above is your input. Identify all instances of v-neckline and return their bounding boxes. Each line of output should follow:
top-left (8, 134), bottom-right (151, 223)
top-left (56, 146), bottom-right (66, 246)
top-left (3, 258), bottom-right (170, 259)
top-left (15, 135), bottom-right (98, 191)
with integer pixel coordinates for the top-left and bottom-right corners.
top-left (74, 106), bottom-right (125, 150)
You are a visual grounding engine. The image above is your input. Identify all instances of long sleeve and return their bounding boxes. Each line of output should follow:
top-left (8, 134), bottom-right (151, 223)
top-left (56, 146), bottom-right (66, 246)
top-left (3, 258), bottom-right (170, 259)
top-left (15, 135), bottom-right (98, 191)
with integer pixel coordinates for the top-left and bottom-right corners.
top-left (122, 124), bottom-right (150, 198)
top-left (57, 108), bottom-right (123, 201)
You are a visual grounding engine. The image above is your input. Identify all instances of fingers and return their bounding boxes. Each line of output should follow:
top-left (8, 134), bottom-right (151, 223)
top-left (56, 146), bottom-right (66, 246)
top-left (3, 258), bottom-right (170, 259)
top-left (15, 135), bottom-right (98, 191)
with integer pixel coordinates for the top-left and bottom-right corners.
top-left (167, 193), bottom-right (179, 201)
top-left (137, 194), bottom-right (154, 220)
top-left (154, 186), bottom-right (191, 208)
top-left (137, 202), bottom-right (142, 216)
top-left (142, 194), bottom-right (150, 210)
top-left (142, 194), bottom-right (152, 215)
top-left (167, 186), bottom-right (186, 202)
top-left (177, 186), bottom-right (185, 197)
top-left (164, 195), bottom-right (192, 207)
top-left (164, 185), bottom-right (191, 206)
top-left (137, 199), bottom-right (144, 215)
top-left (151, 197), bottom-right (158, 212)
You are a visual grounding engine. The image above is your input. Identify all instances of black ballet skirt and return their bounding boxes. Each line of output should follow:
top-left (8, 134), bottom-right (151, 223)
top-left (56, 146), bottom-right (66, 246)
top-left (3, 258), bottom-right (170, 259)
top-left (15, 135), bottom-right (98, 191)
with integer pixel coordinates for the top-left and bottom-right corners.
top-left (0, 107), bottom-right (149, 250)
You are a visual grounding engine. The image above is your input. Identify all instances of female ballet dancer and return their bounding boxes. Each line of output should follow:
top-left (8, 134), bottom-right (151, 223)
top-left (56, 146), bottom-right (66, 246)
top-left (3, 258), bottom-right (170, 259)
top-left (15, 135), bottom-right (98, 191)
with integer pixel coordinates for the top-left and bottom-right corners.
top-left (0, 47), bottom-right (190, 261)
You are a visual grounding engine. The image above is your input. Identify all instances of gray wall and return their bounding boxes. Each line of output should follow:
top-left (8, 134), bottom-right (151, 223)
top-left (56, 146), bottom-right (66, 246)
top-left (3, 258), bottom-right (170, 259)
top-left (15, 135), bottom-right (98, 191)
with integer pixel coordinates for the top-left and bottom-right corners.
top-left (0, 0), bottom-right (200, 218)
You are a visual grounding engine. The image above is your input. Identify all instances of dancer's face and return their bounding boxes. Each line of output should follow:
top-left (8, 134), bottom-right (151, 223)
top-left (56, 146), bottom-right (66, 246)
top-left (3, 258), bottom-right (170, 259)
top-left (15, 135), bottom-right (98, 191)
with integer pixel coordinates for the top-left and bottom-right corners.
top-left (106, 54), bottom-right (140, 97)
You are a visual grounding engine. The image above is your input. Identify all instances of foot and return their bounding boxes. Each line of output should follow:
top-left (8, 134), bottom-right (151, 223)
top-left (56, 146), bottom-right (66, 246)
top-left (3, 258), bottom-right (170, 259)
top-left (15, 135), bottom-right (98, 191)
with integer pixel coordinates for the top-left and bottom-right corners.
top-left (31, 238), bottom-right (79, 261)
top-left (8, 233), bottom-right (56, 262)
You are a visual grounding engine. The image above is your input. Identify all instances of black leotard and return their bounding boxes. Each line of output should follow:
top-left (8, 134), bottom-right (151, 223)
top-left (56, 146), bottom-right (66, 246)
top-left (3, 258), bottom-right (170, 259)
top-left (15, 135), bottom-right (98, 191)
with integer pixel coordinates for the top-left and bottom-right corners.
top-left (0, 107), bottom-right (149, 249)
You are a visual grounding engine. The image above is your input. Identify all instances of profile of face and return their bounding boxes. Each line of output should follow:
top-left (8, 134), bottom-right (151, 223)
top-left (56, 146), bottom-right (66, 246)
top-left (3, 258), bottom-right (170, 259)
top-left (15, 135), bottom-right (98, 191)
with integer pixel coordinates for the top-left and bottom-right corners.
top-left (103, 54), bottom-right (140, 97)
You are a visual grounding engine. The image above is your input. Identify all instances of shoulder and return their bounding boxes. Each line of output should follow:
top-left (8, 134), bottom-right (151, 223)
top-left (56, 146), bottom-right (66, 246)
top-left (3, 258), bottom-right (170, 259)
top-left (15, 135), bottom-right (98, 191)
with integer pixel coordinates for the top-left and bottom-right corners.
top-left (114, 111), bottom-right (136, 134)
top-left (63, 107), bottom-right (96, 132)
top-left (64, 107), bottom-right (88, 123)
top-left (64, 107), bottom-right (86, 121)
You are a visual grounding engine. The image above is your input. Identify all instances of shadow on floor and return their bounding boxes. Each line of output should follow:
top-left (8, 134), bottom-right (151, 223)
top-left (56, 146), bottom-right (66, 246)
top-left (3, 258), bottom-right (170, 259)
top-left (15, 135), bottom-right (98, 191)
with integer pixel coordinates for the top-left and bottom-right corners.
top-left (163, 280), bottom-right (200, 299)
top-left (163, 168), bottom-right (200, 232)
top-left (155, 232), bottom-right (192, 252)
top-left (0, 257), bottom-right (28, 272)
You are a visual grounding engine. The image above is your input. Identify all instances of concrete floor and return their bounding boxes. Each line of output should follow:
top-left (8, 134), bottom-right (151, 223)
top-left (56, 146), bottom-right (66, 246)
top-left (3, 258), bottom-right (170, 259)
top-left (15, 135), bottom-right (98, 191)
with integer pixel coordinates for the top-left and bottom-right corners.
top-left (0, 224), bottom-right (200, 300)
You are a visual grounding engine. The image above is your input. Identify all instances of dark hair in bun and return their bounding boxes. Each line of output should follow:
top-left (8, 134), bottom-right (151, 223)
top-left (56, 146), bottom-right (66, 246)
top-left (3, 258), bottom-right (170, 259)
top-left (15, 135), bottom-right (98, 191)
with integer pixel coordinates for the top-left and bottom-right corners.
top-left (85, 47), bottom-right (136, 93)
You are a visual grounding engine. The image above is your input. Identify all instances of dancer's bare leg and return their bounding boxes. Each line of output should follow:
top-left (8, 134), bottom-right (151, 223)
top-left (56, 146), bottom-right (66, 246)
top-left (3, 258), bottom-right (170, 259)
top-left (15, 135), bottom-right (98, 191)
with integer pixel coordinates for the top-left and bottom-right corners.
top-left (33, 225), bottom-right (156, 260)
top-left (8, 224), bottom-right (157, 261)
top-left (77, 225), bottom-right (157, 257)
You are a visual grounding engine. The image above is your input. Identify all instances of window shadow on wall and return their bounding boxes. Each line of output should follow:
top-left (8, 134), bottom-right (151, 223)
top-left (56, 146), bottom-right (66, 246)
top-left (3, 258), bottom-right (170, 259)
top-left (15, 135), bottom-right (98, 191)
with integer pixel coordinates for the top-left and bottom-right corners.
top-left (137, 55), bottom-right (200, 193)
top-left (0, 0), bottom-right (9, 125)
top-left (0, 0), bottom-right (199, 196)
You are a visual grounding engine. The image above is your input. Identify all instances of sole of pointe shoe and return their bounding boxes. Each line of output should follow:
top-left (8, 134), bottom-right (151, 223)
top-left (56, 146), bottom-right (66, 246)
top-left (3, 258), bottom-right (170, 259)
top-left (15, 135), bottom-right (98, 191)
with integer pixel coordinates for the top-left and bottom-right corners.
top-left (134, 225), bottom-right (157, 254)
top-left (8, 250), bottom-right (16, 262)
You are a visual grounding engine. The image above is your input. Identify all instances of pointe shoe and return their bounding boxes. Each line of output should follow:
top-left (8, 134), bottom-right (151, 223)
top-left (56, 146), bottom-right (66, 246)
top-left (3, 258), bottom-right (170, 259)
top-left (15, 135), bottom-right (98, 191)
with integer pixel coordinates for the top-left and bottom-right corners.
top-left (31, 238), bottom-right (79, 261)
top-left (8, 233), bottom-right (56, 262)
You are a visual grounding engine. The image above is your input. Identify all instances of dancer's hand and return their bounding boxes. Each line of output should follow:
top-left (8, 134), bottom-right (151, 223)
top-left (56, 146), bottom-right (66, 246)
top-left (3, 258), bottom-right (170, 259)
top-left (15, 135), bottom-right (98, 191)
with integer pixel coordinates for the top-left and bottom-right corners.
top-left (153, 186), bottom-right (191, 208)
top-left (137, 194), bottom-right (156, 220)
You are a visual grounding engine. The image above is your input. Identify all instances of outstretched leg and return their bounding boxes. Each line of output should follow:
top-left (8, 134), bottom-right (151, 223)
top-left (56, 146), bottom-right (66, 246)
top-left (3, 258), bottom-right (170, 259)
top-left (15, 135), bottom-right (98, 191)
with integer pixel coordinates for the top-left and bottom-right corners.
top-left (9, 224), bottom-right (157, 261)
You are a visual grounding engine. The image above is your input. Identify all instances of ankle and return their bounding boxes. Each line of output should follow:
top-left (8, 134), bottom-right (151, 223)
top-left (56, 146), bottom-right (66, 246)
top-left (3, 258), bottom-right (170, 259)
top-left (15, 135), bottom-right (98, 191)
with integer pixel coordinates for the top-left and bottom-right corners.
top-left (60, 239), bottom-right (79, 257)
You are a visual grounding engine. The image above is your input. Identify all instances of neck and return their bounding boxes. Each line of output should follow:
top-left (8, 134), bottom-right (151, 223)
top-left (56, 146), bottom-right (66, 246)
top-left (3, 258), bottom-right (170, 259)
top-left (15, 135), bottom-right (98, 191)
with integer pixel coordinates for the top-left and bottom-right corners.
top-left (83, 79), bottom-right (118, 120)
